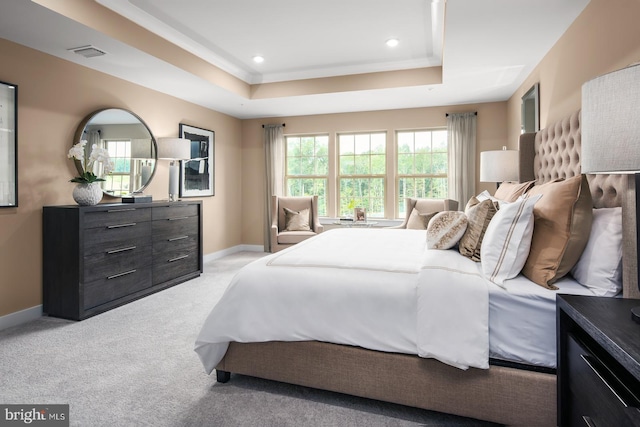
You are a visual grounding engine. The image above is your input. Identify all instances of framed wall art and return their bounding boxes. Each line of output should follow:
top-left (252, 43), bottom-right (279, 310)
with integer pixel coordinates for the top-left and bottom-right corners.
top-left (178, 123), bottom-right (214, 197)
top-left (0, 80), bottom-right (17, 207)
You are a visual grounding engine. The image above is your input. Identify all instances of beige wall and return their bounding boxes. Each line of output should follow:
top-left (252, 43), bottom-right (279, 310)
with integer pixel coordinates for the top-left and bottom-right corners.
top-left (241, 102), bottom-right (508, 246)
top-left (0, 39), bottom-right (243, 317)
top-left (506, 0), bottom-right (640, 147)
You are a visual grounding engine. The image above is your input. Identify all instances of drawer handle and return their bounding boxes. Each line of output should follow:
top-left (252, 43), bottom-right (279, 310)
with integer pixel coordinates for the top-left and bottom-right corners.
top-left (107, 269), bottom-right (137, 280)
top-left (168, 236), bottom-right (189, 242)
top-left (107, 246), bottom-right (137, 254)
top-left (582, 416), bottom-right (597, 427)
top-left (107, 223), bottom-right (136, 229)
top-left (168, 255), bottom-right (189, 263)
top-left (580, 354), bottom-right (629, 407)
top-left (167, 216), bottom-right (189, 221)
top-left (107, 208), bottom-right (136, 212)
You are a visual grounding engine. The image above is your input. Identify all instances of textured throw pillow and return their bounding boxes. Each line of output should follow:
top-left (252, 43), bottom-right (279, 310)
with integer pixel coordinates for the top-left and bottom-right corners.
top-left (407, 208), bottom-right (438, 230)
top-left (571, 207), bottom-right (623, 296)
top-left (426, 211), bottom-right (468, 250)
top-left (480, 195), bottom-right (542, 287)
top-left (283, 207), bottom-right (311, 231)
top-left (494, 180), bottom-right (536, 202)
top-left (458, 197), bottom-right (499, 261)
top-left (521, 175), bottom-right (593, 289)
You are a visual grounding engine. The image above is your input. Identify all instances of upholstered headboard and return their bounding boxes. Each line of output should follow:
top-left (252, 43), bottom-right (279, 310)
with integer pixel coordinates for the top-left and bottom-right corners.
top-left (518, 110), bottom-right (639, 299)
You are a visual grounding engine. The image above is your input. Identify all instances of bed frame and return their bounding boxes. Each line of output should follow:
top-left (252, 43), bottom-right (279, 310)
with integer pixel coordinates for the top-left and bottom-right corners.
top-left (215, 111), bottom-right (638, 426)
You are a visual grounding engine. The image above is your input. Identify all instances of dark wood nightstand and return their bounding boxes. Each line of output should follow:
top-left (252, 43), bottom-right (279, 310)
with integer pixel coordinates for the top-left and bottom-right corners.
top-left (557, 295), bottom-right (640, 426)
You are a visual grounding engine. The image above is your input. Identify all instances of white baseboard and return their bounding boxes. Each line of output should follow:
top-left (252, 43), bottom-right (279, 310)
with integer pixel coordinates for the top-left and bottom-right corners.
top-left (203, 244), bottom-right (265, 263)
top-left (0, 305), bottom-right (42, 332)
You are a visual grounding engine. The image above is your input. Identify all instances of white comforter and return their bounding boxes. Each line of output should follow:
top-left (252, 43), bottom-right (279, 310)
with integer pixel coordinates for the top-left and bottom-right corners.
top-left (195, 228), bottom-right (489, 373)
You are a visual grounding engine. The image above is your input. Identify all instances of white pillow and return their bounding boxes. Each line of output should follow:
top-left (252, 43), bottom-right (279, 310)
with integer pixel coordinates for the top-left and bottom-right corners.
top-left (480, 195), bottom-right (542, 287)
top-left (426, 211), bottom-right (468, 249)
top-left (571, 207), bottom-right (623, 296)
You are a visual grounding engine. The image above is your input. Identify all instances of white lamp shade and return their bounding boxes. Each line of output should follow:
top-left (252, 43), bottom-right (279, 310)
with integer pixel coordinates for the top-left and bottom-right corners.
top-left (480, 148), bottom-right (519, 182)
top-left (581, 64), bottom-right (640, 174)
top-left (157, 137), bottom-right (191, 160)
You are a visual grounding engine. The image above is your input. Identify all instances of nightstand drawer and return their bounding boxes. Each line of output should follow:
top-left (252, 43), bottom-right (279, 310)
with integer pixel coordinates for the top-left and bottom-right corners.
top-left (567, 333), bottom-right (640, 427)
top-left (83, 206), bottom-right (151, 229)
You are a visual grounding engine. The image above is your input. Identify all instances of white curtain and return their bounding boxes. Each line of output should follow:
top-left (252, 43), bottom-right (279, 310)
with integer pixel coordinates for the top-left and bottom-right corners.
top-left (263, 125), bottom-right (285, 252)
top-left (447, 113), bottom-right (477, 207)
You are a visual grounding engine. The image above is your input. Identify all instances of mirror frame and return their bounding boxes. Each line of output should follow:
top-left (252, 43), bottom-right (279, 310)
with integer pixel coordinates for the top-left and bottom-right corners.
top-left (0, 80), bottom-right (18, 208)
top-left (521, 83), bottom-right (540, 133)
top-left (73, 108), bottom-right (157, 197)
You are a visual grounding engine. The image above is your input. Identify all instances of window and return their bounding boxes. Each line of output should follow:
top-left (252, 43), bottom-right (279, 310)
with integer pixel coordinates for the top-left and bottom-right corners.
top-left (338, 132), bottom-right (386, 217)
top-left (285, 135), bottom-right (328, 216)
top-left (397, 130), bottom-right (448, 218)
top-left (103, 139), bottom-right (131, 196)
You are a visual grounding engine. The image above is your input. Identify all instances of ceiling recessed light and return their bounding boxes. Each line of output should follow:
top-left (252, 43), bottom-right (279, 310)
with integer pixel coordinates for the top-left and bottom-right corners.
top-left (386, 38), bottom-right (399, 48)
top-left (253, 55), bottom-right (264, 63)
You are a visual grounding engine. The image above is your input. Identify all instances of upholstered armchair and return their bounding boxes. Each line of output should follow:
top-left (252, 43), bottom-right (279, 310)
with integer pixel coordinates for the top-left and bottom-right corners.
top-left (391, 198), bottom-right (459, 229)
top-left (271, 195), bottom-right (324, 252)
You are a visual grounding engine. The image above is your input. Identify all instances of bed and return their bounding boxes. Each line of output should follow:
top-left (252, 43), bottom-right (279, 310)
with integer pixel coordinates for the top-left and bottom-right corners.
top-left (195, 111), bottom-right (638, 426)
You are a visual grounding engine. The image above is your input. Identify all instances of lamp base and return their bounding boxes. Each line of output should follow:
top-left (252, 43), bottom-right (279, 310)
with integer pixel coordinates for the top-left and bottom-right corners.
top-left (168, 160), bottom-right (180, 202)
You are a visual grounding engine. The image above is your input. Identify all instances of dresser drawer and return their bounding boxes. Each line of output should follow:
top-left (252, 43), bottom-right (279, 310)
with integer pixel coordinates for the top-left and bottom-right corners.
top-left (152, 204), bottom-right (198, 221)
top-left (84, 221), bottom-right (152, 255)
top-left (83, 207), bottom-right (151, 229)
top-left (152, 215), bottom-right (198, 241)
top-left (567, 333), bottom-right (640, 427)
top-left (153, 235), bottom-right (198, 257)
top-left (83, 244), bottom-right (152, 283)
top-left (83, 265), bottom-right (152, 309)
top-left (153, 250), bottom-right (199, 284)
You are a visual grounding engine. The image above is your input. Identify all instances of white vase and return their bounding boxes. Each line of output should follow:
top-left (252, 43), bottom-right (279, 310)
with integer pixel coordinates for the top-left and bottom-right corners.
top-left (72, 182), bottom-right (103, 206)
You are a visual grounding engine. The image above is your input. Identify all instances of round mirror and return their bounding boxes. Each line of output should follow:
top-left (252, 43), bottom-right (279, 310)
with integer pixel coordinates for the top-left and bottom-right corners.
top-left (73, 108), bottom-right (157, 197)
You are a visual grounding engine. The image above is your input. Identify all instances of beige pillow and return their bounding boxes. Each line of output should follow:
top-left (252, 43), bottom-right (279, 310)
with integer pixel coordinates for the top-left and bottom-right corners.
top-left (427, 211), bottom-right (468, 249)
top-left (494, 180), bottom-right (536, 202)
top-left (283, 207), bottom-right (311, 231)
top-left (407, 208), bottom-right (438, 230)
top-left (458, 197), bottom-right (499, 261)
top-left (521, 175), bottom-right (593, 289)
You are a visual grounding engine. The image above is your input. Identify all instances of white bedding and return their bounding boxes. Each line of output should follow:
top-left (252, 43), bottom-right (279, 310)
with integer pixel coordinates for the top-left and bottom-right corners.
top-left (195, 228), bottom-right (489, 373)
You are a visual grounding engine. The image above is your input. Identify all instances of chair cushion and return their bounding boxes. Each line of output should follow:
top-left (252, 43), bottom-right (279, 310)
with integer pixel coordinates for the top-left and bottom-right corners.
top-left (407, 208), bottom-right (439, 230)
top-left (278, 231), bottom-right (317, 244)
top-left (284, 207), bottom-right (311, 231)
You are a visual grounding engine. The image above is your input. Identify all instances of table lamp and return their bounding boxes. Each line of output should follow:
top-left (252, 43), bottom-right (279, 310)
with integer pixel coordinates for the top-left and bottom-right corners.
top-left (157, 137), bottom-right (191, 202)
top-left (480, 146), bottom-right (519, 188)
top-left (581, 63), bottom-right (640, 322)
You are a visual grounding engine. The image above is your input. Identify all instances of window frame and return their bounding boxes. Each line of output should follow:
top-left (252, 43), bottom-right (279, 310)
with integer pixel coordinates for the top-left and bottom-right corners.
top-left (284, 134), bottom-right (329, 217)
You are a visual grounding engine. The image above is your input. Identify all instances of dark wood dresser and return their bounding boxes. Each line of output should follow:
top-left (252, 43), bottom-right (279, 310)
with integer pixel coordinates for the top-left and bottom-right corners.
top-left (557, 294), bottom-right (640, 426)
top-left (43, 201), bottom-right (202, 320)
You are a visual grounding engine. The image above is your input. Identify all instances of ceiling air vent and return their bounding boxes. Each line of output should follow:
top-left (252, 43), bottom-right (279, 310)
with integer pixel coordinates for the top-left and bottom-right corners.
top-left (68, 45), bottom-right (107, 58)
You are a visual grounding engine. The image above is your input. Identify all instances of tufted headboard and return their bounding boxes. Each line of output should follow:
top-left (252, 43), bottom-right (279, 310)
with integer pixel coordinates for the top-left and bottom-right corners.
top-left (518, 110), bottom-right (638, 299)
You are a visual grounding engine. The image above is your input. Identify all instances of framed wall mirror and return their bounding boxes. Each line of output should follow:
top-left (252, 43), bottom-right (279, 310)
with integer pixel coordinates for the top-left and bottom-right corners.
top-left (521, 83), bottom-right (540, 133)
top-left (0, 80), bottom-right (17, 207)
top-left (74, 108), bottom-right (157, 197)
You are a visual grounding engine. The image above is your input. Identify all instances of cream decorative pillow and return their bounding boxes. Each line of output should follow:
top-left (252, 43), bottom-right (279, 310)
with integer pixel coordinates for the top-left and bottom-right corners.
top-left (571, 207), bottom-right (623, 296)
top-left (283, 207), bottom-right (311, 231)
top-left (407, 208), bottom-right (438, 230)
top-left (427, 211), bottom-right (468, 249)
top-left (521, 175), bottom-right (593, 289)
top-left (494, 181), bottom-right (536, 202)
top-left (459, 197), bottom-right (499, 261)
top-left (481, 195), bottom-right (541, 287)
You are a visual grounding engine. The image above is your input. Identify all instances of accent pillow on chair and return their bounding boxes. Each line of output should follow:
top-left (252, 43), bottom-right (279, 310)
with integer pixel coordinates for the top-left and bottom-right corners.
top-left (283, 207), bottom-right (311, 231)
top-left (407, 208), bottom-right (439, 230)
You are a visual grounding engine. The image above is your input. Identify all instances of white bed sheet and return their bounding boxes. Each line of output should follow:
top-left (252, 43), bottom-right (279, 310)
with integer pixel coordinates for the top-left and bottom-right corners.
top-left (488, 274), bottom-right (597, 368)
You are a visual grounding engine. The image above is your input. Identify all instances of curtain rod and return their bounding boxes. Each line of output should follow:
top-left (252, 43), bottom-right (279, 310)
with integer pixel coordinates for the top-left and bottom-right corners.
top-left (445, 112), bottom-right (477, 117)
top-left (262, 123), bottom-right (286, 128)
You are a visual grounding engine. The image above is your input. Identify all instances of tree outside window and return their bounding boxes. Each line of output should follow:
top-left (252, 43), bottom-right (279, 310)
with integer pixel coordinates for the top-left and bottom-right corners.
top-left (285, 135), bottom-right (328, 216)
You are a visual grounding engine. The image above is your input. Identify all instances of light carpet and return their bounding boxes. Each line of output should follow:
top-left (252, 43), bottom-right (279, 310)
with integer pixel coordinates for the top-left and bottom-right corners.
top-left (0, 251), bottom-right (499, 426)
